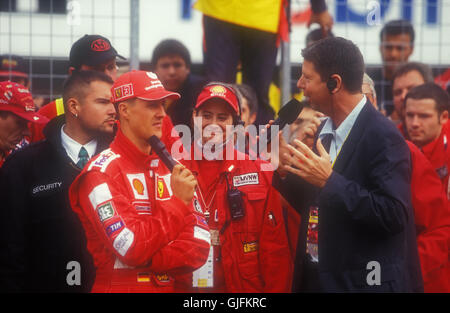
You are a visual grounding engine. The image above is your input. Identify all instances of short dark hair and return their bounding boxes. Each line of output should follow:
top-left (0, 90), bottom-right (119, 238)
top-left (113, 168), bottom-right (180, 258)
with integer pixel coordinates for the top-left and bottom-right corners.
top-left (233, 84), bottom-right (258, 115)
top-left (301, 37), bottom-right (365, 93)
top-left (405, 83), bottom-right (450, 115)
top-left (63, 70), bottom-right (114, 108)
top-left (305, 28), bottom-right (334, 47)
top-left (380, 19), bottom-right (415, 44)
top-left (392, 62), bottom-right (434, 84)
top-left (150, 39), bottom-right (191, 69)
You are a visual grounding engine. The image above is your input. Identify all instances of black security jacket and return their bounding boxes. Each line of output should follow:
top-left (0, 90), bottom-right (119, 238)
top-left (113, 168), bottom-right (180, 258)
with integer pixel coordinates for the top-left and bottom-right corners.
top-left (0, 115), bottom-right (112, 292)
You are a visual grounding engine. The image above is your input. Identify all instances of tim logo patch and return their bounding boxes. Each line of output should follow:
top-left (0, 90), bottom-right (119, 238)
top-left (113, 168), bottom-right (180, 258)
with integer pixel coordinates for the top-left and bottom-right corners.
top-left (105, 220), bottom-right (124, 237)
top-left (233, 173), bottom-right (259, 187)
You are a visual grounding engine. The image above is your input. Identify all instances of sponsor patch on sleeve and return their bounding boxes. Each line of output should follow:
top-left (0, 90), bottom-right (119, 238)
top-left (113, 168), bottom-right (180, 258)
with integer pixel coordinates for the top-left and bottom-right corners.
top-left (194, 214), bottom-right (209, 228)
top-left (233, 172), bottom-right (259, 187)
top-left (97, 201), bottom-right (116, 223)
top-left (113, 227), bottom-right (134, 256)
top-left (88, 183), bottom-right (113, 210)
top-left (194, 226), bottom-right (211, 244)
top-left (105, 219), bottom-right (125, 237)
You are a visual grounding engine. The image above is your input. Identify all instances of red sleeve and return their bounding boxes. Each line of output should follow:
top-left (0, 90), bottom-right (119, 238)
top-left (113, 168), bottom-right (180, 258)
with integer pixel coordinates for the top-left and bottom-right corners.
top-left (29, 101), bottom-right (57, 142)
top-left (408, 141), bottom-right (450, 291)
top-left (258, 171), bottom-right (293, 292)
top-left (75, 170), bottom-right (200, 268)
top-left (149, 212), bottom-right (211, 275)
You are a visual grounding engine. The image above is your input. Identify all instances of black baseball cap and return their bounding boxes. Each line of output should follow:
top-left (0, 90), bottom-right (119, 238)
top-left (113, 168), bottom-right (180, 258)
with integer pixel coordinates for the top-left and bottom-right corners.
top-left (69, 34), bottom-right (125, 69)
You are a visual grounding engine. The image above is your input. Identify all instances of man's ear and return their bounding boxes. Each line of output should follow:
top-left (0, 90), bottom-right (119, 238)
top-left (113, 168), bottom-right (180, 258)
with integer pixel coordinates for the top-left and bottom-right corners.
top-left (117, 101), bottom-right (129, 120)
top-left (440, 110), bottom-right (448, 125)
top-left (66, 97), bottom-right (80, 117)
top-left (68, 67), bottom-right (76, 75)
top-left (329, 74), bottom-right (342, 94)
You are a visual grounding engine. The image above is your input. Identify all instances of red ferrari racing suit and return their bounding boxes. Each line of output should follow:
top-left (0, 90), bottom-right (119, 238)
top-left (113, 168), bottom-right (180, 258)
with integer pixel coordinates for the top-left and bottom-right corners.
top-left (69, 129), bottom-right (210, 292)
top-left (176, 146), bottom-right (293, 292)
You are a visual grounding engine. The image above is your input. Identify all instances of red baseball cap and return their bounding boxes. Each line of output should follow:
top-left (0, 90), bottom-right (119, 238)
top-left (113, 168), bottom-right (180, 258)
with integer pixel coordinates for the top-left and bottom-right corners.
top-left (111, 70), bottom-right (180, 103)
top-left (0, 55), bottom-right (28, 79)
top-left (0, 81), bottom-right (48, 124)
top-left (195, 84), bottom-right (239, 115)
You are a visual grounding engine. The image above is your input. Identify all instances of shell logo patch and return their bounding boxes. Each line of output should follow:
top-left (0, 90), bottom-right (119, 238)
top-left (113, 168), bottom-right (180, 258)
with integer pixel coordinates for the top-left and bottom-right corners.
top-left (126, 173), bottom-right (149, 200)
top-left (210, 85), bottom-right (226, 97)
top-left (2, 59), bottom-right (18, 67)
top-left (133, 179), bottom-right (145, 195)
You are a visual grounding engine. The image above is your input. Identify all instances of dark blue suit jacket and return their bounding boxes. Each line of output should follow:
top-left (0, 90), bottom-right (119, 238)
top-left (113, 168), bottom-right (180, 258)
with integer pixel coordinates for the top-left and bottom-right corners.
top-left (275, 101), bottom-right (423, 292)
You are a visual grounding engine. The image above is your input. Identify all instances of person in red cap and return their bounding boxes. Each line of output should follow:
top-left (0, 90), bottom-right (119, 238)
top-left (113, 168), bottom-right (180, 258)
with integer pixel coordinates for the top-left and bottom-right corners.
top-left (69, 70), bottom-right (210, 293)
top-left (175, 82), bottom-right (292, 292)
top-left (0, 55), bottom-right (29, 87)
top-left (0, 71), bottom-right (115, 292)
top-left (0, 81), bottom-right (47, 167)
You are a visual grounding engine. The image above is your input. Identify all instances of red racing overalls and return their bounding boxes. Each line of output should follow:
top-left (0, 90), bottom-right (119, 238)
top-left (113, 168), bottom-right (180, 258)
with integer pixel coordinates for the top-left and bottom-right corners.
top-left (69, 129), bottom-right (210, 292)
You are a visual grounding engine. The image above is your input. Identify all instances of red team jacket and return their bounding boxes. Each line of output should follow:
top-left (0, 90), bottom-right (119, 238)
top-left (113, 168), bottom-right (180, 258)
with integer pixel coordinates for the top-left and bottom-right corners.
top-left (407, 141), bottom-right (450, 292)
top-left (69, 129), bottom-right (210, 292)
top-left (420, 122), bottom-right (450, 198)
top-left (176, 146), bottom-right (293, 293)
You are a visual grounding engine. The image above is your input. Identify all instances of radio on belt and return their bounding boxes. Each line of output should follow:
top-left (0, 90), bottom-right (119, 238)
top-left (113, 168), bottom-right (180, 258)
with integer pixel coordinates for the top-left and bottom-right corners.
top-left (225, 165), bottom-right (245, 220)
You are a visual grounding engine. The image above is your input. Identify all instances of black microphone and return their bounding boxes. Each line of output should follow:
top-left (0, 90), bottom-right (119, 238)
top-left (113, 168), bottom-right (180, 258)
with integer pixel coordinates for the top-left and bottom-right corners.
top-left (148, 136), bottom-right (178, 172)
top-left (262, 98), bottom-right (304, 144)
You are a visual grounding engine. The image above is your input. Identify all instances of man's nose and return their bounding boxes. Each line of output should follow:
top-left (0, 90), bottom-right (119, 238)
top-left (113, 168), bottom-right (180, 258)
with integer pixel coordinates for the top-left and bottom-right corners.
top-left (156, 103), bottom-right (166, 118)
top-left (297, 77), bottom-right (305, 90)
top-left (411, 115), bottom-right (420, 126)
top-left (168, 65), bottom-right (176, 75)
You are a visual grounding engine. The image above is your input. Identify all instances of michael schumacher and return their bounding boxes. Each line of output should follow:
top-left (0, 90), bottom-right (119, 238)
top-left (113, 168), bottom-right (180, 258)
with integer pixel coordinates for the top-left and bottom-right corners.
top-left (69, 70), bottom-right (210, 292)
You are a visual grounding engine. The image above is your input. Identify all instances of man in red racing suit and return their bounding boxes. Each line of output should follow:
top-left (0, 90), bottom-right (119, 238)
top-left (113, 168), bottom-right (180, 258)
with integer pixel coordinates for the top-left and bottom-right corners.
top-left (175, 83), bottom-right (292, 292)
top-left (69, 70), bottom-right (210, 292)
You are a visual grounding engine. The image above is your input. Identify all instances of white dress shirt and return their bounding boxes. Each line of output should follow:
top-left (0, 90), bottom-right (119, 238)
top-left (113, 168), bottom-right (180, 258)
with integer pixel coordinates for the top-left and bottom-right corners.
top-left (61, 125), bottom-right (97, 164)
top-left (318, 95), bottom-right (366, 164)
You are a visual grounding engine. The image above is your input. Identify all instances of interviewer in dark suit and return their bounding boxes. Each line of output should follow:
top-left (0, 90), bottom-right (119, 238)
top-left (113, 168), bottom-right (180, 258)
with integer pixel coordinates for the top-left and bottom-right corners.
top-left (274, 37), bottom-right (423, 292)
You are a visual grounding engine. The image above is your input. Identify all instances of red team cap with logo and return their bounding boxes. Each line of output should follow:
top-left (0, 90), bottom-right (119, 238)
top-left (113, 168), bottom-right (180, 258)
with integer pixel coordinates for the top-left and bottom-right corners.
top-left (0, 81), bottom-right (48, 124)
top-left (111, 70), bottom-right (180, 103)
top-left (195, 84), bottom-right (239, 115)
top-left (0, 55), bottom-right (28, 79)
top-left (69, 34), bottom-right (126, 69)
